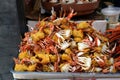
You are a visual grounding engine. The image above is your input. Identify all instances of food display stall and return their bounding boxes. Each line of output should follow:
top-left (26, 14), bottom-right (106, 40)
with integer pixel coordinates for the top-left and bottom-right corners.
top-left (10, 0), bottom-right (120, 80)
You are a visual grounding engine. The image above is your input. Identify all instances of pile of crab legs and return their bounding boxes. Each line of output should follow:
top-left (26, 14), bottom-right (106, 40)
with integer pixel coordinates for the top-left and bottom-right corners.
top-left (14, 7), bottom-right (119, 74)
top-left (105, 24), bottom-right (120, 71)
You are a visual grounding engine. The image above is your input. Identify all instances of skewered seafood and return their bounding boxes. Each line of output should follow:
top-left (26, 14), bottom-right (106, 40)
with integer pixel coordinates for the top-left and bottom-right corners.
top-left (14, 9), bottom-right (117, 73)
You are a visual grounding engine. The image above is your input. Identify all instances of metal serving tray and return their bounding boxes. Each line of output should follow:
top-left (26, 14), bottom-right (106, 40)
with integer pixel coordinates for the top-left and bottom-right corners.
top-left (11, 70), bottom-right (120, 79)
top-left (11, 20), bottom-right (120, 80)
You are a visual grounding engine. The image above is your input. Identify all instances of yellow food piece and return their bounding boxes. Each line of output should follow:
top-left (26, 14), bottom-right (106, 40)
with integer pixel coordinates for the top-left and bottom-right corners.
top-left (93, 47), bottom-right (102, 52)
top-left (77, 21), bottom-right (90, 29)
top-left (61, 53), bottom-right (72, 61)
top-left (37, 53), bottom-right (50, 64)
top-left (52, 35), bottom-right (59, 43)
top-left (27, 64), bottom-right (37, 71)
top-left (60, 24), bottom-right (69, 29)
top-left (72, 29), bottom-right (83, 38)
top-left (74, 37), bottom-right (82, 42)
top-left (59, 63), bottom-right (64, 69)
top-left (61, 18), bottom-right (68, 25)
top-left (65, 48), bottom-right (72, 55)
top-left (91, 59), bottom-right (98, 67)
top-left (43, 65), bottom-right (52, 72)
top-left (100, 36), bottom-right (108, 42)
top-left (19, 51), bottom-right (30, 60)
top-left (38, 21), bottom-right (46, 28)
top-left (14, 64), bottom-right (27, 71)
top-left (31, 31), bottom-right (45, 42)
top-left (94, 52), bottom-right (104, 57)
top-left (30, 56), bottom-right (39, 63)
top-left (49, 54), bottom-right (57, 62)
top-left (44, 28), bottom-right (51, 34)
top-left (34, 49), bottom-right (46, 55)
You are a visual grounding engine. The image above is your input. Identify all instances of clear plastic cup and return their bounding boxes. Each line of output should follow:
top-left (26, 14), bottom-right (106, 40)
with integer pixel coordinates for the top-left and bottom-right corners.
top-left (101, 5), bottom-right (120, 24)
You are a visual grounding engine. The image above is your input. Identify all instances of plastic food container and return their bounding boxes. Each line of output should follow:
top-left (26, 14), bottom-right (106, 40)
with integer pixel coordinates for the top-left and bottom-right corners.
top-left (101, 5), bottom-right (120, 24)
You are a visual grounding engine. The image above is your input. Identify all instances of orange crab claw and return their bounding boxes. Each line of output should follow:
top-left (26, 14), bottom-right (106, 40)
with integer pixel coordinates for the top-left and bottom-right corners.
top-left (66, 8), bottom-right (77, 20)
